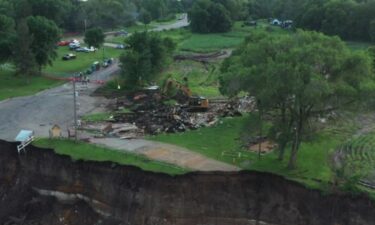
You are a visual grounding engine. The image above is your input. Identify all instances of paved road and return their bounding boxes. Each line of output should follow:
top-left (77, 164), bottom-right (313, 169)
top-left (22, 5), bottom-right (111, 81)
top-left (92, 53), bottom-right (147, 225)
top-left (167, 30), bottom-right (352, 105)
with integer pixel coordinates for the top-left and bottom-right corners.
top-left (91, 138), bottom-right (239, 172)
top-left (0, 64), bottom-right (119, 141)
top-left (0, 15), bottom-right (189, 141)
top-left (0, 14), bottom-right (239, 172)
top-left (88, 13), bottom-right (189, 48)
top-left (150, 14), bottom-right (189, 32)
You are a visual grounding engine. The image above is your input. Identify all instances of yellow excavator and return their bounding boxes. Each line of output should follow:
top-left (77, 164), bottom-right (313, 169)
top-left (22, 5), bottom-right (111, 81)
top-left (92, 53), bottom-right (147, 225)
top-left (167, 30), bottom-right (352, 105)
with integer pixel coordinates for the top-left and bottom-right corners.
top-left (162, 78), bottom-right (209, 111)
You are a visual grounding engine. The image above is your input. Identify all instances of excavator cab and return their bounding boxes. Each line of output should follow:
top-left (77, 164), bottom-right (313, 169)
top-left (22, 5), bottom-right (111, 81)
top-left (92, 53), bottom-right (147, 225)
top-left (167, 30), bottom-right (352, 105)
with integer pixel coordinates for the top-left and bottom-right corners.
top-left (162, 78), bottom-right (209, 111)
top-left (188, 96), bottom-right (209, 111)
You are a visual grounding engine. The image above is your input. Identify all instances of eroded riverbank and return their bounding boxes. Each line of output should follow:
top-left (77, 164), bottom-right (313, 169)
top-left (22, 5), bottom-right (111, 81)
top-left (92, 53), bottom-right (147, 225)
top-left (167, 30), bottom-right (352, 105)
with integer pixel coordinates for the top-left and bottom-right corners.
top-left (0, 140), bottom-right (374, 225)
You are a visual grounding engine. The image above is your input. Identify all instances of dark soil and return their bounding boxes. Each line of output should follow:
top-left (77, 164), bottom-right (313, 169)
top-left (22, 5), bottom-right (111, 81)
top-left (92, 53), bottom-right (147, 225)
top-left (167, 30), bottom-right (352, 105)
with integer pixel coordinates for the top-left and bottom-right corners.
top-left (1, 140), bottom-right (374, 225)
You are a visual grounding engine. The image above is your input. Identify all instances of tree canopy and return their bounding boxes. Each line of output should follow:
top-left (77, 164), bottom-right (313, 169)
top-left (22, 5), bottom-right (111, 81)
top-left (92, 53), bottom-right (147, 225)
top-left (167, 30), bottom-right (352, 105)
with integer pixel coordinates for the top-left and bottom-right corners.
top-left (120, 32), bottom-right (176, 89)
top-left (27, 16), bottom-right (61, 72)
top-left (220, 30), bottom-right (373, 168)
top-left (84, 27), bottom-right (105, 48)
top-left (0, 0), bottom-right (184, 32)
top-left (189, 0), bottom-right (232, 33)
top-left (0, 14), bottom-right (15, 63)
top-left (247, 0), bottom-right (375, 42)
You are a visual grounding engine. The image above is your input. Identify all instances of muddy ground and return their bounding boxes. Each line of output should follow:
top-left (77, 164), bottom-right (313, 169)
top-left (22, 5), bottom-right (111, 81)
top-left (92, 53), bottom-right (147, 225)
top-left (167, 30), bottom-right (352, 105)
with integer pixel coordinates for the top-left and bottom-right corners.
top-left (1, 140), bottom-right (375, 225)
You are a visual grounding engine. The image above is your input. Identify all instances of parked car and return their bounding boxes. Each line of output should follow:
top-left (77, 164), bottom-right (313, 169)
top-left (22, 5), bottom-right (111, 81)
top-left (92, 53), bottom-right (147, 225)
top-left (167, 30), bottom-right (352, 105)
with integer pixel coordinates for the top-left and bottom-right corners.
top-left (70, 39), bottom-right (79, 44)
top-left (84, 46), bottom-right (97, 52)
top-left (76, 46), bottom-right (96, 53)
top-left (115, 44), bottom-right (126, 49)
top-left (114, 30), bottom-right (128, 37)
top-left (75, 47), bottom-right (86, 52)
top-left (102, 58), bottom-right (111, 68)
top-left (69, 42), bottom-right (80, 49)
top-left (62, 53), bottom-right (76, 60)
top-left (92, 61), bottom-right (100, 71)
top-left (57, 41), bottom-right (70, 46)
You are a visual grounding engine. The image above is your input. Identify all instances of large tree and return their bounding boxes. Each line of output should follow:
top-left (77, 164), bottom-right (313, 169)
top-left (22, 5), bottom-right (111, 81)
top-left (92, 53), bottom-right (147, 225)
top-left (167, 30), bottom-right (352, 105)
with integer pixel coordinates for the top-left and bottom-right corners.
top-left (189, 0), bottom-right (232, 33)
top-left (84, 27), bottom-right (105, 48)
top-left (29, 0), bottom-right (72, 26)
top-left (27, 16), bottom-right (61, 73)
top-left (120, 32), bottom-right (175, 88)
top-left (220, 30), bottom-right (373, 169)
top-left (0, 15), bottom-right (15, 64)
top-left (13, 18), bottom-right (36, 77)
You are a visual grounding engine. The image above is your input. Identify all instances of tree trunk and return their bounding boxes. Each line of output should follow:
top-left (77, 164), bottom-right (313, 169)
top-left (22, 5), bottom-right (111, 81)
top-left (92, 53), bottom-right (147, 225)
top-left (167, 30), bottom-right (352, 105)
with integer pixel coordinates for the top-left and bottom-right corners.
top-left (277, 106), bottom-right (287, 161)
top-left (278, 141), bottom-right (287, 161)
top-left (39, 65), bottom-right (42, 76)
top-left (258, 102), bottom-right (263, 160)
top-left (288, 113), bottom-right (303, 169)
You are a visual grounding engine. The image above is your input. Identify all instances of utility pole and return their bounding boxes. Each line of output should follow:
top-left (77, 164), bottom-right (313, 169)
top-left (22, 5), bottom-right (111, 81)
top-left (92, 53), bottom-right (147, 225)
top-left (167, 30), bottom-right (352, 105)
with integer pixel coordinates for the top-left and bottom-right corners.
top-left (84, 19), bottom-right (87, 33)
top-left (102, 46), bottom-right (105, 61)
top-left (73, 78), bottom-right (78, 141)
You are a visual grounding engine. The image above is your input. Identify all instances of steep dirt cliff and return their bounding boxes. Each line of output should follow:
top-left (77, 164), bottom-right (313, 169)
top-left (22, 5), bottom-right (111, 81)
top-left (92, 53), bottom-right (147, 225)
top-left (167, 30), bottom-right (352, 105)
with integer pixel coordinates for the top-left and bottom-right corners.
top-left (0, 140), bottom-right (374, 225)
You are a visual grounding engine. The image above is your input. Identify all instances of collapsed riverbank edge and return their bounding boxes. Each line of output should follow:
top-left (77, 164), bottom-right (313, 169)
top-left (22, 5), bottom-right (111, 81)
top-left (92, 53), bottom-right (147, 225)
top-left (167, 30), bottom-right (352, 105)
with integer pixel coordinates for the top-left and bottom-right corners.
top-left (1, 140), bottom-right (374, 225)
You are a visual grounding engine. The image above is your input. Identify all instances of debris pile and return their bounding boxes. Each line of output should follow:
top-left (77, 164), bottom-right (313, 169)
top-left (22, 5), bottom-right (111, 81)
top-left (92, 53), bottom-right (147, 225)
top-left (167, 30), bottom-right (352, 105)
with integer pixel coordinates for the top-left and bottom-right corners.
top-left (83, 91), bottom-right (254, 137)
top-left (173, 51), bottom-right (229, 63)
top-left (247, 136), bottom-right (276, 154)
top-left (113, 104), bottom-right (218, 135)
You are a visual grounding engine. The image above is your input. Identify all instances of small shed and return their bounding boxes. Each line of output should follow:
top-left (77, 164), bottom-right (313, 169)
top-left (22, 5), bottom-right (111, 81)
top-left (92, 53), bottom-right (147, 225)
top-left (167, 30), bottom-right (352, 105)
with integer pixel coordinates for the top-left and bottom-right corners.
top-left (49, 124), bottom-right (62, 138)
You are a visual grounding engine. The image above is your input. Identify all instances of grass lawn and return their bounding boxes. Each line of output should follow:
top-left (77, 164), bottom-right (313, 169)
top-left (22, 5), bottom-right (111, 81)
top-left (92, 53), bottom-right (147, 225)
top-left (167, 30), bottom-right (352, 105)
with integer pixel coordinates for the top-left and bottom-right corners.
top-left (81, 112), bottom-right (114, 122)
top-left (148, 113), bottom-right (360, 190)
top-left (0, 69), bottom-right (63, 101)
top-left (44, 46), bottom-right (124, 76)
top-left (34, 138), bottom-right (188, 175)
top-left (161, 21), bottom-right (288, 53)
top-left (162, 60), bottom-right (222, 97)
top-left (107, 21), bottom-right (265, 53)
top-left (178, 33), bottom-right (243, 52)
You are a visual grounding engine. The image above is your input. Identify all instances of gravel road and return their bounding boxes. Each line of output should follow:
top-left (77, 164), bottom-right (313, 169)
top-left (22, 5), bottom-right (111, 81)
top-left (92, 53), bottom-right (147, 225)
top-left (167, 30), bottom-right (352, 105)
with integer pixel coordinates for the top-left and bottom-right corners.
top-left (91, 138), bottom-right (240, 172)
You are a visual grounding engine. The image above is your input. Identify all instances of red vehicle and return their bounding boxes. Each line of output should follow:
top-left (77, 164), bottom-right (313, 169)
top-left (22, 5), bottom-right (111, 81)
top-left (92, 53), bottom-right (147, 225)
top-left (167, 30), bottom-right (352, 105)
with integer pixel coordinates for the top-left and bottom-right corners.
top-left (57, 40), bottom-right (70, 46)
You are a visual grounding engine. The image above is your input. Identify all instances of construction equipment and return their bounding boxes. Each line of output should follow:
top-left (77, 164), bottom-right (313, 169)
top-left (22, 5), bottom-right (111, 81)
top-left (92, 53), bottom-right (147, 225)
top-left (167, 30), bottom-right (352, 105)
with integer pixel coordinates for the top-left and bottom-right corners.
top-left (162, 78), bottom-right (209, 111)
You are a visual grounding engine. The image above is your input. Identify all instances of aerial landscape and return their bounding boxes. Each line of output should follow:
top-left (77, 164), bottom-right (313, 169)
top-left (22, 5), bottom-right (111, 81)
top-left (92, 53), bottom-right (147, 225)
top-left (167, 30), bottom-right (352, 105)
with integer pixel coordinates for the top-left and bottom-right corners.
top-left (0, 0), bottom-right (375, 224)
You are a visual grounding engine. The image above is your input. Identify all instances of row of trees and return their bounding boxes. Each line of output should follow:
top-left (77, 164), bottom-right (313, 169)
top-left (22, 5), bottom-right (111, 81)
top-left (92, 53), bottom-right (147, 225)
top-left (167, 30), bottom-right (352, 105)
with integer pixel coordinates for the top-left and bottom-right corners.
top-left (0, 0), bottom-right (184, 33)
top-left (220, 30), bottom-right (373, 168)
top-left (120, 32), bottom-right (176, 88)
top-left (247, 0), bottom-right (375, 42)
top-left (0, 0), bottom-right (180, 76)
top-left (0, 0), bottom-right (61, 76)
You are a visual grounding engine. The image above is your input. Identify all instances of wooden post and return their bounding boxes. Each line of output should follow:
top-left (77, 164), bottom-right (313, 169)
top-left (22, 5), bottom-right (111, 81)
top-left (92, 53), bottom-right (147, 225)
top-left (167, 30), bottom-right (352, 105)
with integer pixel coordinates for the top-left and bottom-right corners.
top-left (73, 78), bottom-right (78, 141)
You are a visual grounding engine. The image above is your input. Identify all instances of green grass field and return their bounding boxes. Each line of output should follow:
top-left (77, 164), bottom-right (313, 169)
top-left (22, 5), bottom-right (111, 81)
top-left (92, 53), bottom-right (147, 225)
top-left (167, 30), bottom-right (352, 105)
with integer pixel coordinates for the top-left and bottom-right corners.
top-left (0, 69), bottom-right (63, 101)
top-left (148, 113), bottom-right (359, 190)
top-left (163, 60), bottom-right (222, 97)
top-left (34, 138), bottom-right (188, 175)
top-left (44, 46), bottom-right (123, 76)
top-left (82, 112), bottom-right (114, 122)
top-left (107, 21), bottom-right (264, 53)
top-left (179, 33), bottom-right (243, 52)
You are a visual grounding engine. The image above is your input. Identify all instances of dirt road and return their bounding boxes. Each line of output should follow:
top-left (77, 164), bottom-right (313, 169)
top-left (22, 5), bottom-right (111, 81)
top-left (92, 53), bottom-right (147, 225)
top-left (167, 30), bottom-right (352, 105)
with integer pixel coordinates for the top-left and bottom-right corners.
top-left (91, 138), bottom-right (240, 172)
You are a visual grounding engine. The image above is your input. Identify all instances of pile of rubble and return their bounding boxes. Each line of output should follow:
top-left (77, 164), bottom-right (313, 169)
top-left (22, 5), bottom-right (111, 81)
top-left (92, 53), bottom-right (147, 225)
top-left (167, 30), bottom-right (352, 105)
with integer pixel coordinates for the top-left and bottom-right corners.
top-left (113, 104), bottom-right (219, 135)
top-left (82, 93), bottom-right (256, 137)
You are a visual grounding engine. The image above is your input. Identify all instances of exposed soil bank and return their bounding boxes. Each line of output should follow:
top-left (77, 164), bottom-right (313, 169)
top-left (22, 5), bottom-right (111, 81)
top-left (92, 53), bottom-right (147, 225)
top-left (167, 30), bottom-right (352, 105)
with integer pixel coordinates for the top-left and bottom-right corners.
top-left (0, 140), bottom-right (374, 225)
